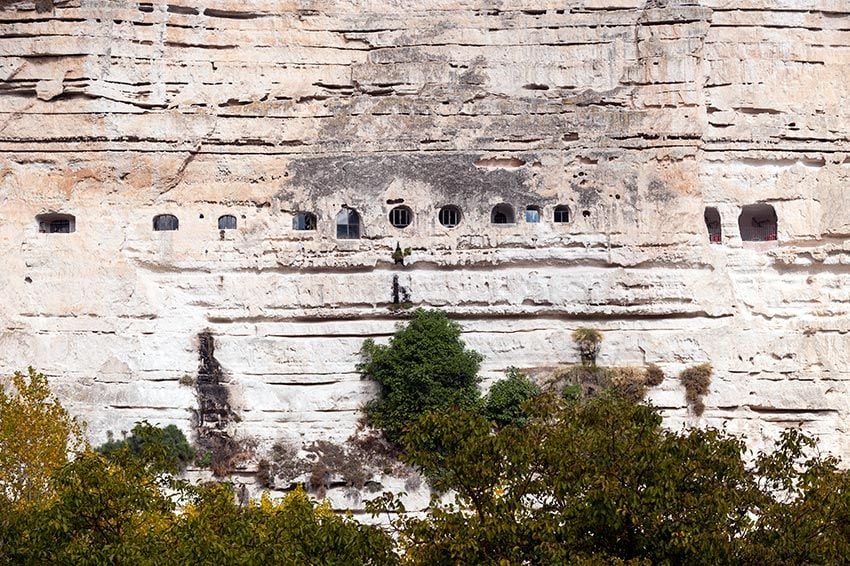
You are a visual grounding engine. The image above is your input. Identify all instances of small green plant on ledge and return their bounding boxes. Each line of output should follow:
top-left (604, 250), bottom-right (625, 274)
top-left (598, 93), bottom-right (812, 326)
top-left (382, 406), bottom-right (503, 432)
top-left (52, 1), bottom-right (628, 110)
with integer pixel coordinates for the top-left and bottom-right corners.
top-left (391, 243), bottom-right (412, 265)
top-left (679, 363), bottom-right (712, 416)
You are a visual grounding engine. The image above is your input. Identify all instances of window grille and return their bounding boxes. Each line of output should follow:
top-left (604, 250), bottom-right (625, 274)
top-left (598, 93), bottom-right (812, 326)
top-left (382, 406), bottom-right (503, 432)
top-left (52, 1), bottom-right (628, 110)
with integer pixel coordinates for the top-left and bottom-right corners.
top-left (439, 205), bottom-right (461, 228)
top-left (218, 215), bottom-right (237, 230)
top-left (36, 213), bottom-right (75, 234)
top-left (553, 205), bottom-right (570, 223)
top-left (738, 204), bottom-right (777, 242)
top-left (153, 214), bottom-right (179, 231)
top-left (389, 206), bottom-right (412, 229)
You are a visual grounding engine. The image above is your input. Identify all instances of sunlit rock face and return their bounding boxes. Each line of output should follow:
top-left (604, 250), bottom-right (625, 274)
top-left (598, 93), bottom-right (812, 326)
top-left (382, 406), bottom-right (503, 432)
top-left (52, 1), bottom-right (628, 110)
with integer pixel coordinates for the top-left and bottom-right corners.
top-left (1, 0), bottom-right (850, 490)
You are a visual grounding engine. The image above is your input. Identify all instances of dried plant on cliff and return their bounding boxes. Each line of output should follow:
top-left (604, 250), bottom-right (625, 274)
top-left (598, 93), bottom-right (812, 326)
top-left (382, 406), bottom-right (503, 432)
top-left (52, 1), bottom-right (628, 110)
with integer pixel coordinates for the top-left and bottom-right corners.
top-left (571, 327), bottom-right (603, 366)
top-left (607, 366), bottom-right (650, 402)
top-left (680, 363), bottom-right (713, 416)
top-left (645, 363), bottom-right (665, 387)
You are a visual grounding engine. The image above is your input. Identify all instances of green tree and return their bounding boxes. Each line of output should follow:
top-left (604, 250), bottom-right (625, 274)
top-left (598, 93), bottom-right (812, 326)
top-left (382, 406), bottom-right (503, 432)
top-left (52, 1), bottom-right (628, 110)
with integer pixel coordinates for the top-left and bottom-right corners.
top-left (391, 392), bottom-right (850, 565)
top-left (359, 309), bottom-right (482, 445)
top-left (0, 449), bottom-right (183, 564)
top-left (97, 421), bottom-right (196, 473)
top-left (165, 484), bottom-right (397, 565)
top-left (483, 367), bottom-right (540, 427)
top-left (0, 368), bottom-right (85, 506)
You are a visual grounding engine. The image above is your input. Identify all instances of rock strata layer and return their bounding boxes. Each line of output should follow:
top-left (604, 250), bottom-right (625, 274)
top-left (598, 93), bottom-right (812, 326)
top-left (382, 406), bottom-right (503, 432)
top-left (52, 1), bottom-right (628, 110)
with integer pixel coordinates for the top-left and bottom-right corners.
top-left (1, 0), bottom-right (850, 492)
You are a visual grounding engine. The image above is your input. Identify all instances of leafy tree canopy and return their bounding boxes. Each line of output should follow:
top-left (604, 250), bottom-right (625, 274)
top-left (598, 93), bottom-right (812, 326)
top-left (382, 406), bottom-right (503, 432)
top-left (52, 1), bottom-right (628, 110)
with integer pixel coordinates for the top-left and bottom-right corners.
top-left (391, 392), bottom-right (850, 565)
top-left (0, 368), bottom-right (85, 507)
top-left (482, 367), bottom-right (540, 428)
top-left (359, 309), bottom-right (482, 445)
top-left (97, 421), bottom-right (196, 474)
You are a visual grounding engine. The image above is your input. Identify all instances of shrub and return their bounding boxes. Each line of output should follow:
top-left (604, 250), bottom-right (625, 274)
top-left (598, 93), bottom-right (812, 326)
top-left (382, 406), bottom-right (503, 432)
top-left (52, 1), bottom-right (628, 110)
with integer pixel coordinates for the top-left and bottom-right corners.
top-left (359, 309), bottom-right (482, 445)
top-left (645, 363), bottom-right (665, 386)
top-left (551, 364), bottom-right (610, 398)
top-left (571, 328), bottom-right (603, 366)
top-left (97, 422), bottom-right (195, 473)
top-left (483, 368), bottom-right (541, 427)
top-left (607, 366), bottom-right (649, 402)
top-left (680, 363), bottom-right (713, 416)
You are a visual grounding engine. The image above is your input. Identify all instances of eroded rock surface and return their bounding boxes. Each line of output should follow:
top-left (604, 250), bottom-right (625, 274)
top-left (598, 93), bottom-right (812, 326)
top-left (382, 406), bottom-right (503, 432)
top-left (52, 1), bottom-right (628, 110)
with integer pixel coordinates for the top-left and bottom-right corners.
top-left (1, 0), bottom-right (849, 497)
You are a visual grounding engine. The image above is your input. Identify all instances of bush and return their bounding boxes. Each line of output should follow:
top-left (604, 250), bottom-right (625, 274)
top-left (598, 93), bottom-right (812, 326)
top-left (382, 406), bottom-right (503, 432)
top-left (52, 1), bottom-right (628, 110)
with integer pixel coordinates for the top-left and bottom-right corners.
top-left (606, 366), bottom-right (649, 402)
top-left (97, 421), bottom-right (195, 473)
top-left (680, 363), bottom-right (713, 416)
top-left (551, 364), bottom-right (610, 398)
top-left (645, 363), bottom-right (665, 386)
top-left (483, 368), bottom-right (540, 427)
top-left (359, 309), bottom-right (482, 445)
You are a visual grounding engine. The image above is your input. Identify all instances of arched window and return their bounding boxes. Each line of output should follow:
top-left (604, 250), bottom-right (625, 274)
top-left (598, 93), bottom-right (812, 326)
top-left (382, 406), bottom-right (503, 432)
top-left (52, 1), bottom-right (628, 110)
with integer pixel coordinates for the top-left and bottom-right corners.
top-left (491, 203), bottom-right (515, 224)
top-left (525, 205), bottom-right (541, 223)
top-left (36, 213), bottom-right (75, 234)
top-left (336, 208), bottom-right (361, 239)
top-left (293, 211), bottom-right (317, 231)
top-left (218, 215), bottom-right (237, 230)
top-left (153, 214), bottom-right (179, 231)
top-left (704, 207), bottom-right (721, 243)
top-left (738, 204), bottom-right (777, 242)
top-left (389, 205), bottom-right (412, 229)
top-left (553, 205), bottom-right (571, 223)
top-left (438, 205), bottom-right (462, 228)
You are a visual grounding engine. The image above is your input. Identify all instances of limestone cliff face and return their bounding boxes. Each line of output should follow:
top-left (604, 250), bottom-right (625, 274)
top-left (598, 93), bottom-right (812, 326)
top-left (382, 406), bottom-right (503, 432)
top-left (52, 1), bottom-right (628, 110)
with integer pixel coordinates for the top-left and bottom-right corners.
top-left (1, 0), bottom-right (849, 484)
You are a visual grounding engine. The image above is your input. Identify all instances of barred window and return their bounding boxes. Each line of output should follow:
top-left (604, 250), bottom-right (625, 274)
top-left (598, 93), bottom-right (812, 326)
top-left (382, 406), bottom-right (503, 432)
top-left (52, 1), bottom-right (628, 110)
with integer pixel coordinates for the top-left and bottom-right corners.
top-left (218, 215), bottom-right (237, 230)
top-left (739, 204), bottom-right (777, 242)
top-left (525, 206), bottom-right (541, 223)
top-left (153, 214), bottom-right (179, 231)
top-left (553, 205), bottom-right (571, 223)
top-left (389, 206), bottom-right (412, 229)
top-left (438, 205), bottom-right (462, 228)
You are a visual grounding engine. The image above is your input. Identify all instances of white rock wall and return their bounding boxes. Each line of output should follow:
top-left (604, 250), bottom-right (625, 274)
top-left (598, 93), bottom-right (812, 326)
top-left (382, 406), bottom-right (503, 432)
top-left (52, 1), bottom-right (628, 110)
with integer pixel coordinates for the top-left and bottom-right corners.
top-left (1, 0), bottom-right (849, 477)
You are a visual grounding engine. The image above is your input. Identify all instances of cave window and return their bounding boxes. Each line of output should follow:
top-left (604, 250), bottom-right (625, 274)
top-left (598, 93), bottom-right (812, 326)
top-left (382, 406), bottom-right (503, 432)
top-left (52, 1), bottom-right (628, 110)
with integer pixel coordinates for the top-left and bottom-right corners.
top-left (218, 215), bottom-right (237, 230)
top-left (738, 204), bottom-right (777, 242)
top-left (704, 207), bottom-right (721, 243)
top-left (438, 205), bottom-right (462, 228)
top-left (293, 211), bottom-right (317, 231)
top-left (37, 213), bottom-right (75, 234)
top-left (491, 203), bottom-right (515, 224)
top-left (553, 205), bottom-right (571, 223)
top-left (525, 205), bottom-right (541, 223)
top-left (336, 207), bottom-right (361, 239)
top-left (153, 214), bottom-right (179, 231)
top-left (389, 205), bottom-right (412, 229)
